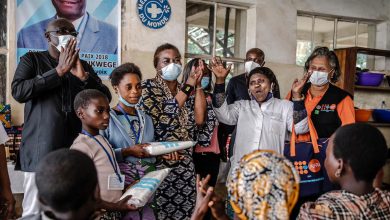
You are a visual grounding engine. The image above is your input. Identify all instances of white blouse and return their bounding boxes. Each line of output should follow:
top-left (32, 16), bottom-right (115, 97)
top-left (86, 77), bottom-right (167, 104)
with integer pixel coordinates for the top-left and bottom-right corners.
top-left (213, 98), bottom-right (308, 175)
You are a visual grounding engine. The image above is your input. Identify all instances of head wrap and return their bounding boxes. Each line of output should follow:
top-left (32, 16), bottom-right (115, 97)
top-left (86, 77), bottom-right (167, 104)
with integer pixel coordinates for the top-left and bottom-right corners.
top-left (228, 150), bottom-right (300, 220)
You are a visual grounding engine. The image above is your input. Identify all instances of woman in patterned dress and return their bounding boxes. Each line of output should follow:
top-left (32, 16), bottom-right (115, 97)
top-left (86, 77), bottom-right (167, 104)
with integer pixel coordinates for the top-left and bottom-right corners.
top-left (141, 43), bottom-right (206, 219)
top-left (182, 58), bottom-right (220, 188)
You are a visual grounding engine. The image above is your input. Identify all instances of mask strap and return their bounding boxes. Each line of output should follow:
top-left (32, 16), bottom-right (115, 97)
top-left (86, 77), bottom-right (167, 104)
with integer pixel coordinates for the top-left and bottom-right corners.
top-left (329, 69), bottom-right (335, 80)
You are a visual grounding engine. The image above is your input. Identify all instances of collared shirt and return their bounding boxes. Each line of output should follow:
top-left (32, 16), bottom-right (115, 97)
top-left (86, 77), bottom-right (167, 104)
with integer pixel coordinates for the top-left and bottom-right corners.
top-left (213, 84), bottom-right (308, 175)
top-left (298, 188), bottom-right (390, 219)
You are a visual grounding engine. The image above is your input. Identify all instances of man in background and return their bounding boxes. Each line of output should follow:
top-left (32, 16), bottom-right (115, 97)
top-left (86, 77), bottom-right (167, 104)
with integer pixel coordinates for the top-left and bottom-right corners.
top-left (12, 18), bottom-right (111, 217)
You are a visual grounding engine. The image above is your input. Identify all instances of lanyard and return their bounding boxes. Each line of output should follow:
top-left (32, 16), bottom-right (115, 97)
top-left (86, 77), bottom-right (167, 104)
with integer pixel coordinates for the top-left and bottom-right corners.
top-left (116, 104), bottom-right (141, 144)
top-left (81, 130), bottom-right (122, 182)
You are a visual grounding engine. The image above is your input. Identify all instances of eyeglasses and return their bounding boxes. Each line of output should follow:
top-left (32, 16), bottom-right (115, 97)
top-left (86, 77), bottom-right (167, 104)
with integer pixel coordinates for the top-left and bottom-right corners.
top-left (45, 27), bottom-right (78, 37)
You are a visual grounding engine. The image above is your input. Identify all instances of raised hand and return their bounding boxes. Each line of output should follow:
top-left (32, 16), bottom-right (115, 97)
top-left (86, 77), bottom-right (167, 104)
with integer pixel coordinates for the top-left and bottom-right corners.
top-left (209, 57), bottom-right (231, 84)
top-left (56, 38), bottom-right (78, 77)
top-left (192, 174), bottom-right (229, 220)
top-left (191, 175), bottom-right (214, 220)
top-left (186, 60), bottom-right (204, 87)
top-left (292, 71), bottom-right (310, 98)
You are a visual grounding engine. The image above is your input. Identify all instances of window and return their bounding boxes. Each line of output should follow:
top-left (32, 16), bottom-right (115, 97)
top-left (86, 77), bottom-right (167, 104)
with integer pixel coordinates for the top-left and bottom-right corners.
top-left (0, 0), bottom-right (7, 103)
top-left (296, 13), bottom-right (377, 66)
top-left (185, 1), bottom-right (247, 76)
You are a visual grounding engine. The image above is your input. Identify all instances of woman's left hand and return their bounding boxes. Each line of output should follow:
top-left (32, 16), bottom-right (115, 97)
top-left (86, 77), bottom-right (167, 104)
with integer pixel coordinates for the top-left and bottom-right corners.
top-left (291, 71), bottom-right (310, 98)
top-left (209, 57), bottom-right (232, 84)
top-left (187, 60), bottom-right (204, 87)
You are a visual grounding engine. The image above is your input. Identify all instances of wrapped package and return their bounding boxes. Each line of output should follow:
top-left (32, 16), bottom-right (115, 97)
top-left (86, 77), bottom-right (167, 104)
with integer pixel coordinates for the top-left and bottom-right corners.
top-left (120, 168), bottom-right (171, 207)
top-left (144, 141), bottom-right (197, 156)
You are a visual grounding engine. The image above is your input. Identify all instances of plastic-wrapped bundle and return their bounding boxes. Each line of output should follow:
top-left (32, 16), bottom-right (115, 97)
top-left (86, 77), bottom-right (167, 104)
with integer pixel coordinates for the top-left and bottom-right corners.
top-left (120, 168), bottom-right (171, 207)
top-left (144, 141), bottom-right (197, 156)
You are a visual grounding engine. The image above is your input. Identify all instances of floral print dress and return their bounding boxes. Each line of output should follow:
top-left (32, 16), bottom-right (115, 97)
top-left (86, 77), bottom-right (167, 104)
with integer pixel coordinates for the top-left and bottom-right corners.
top-left (141, 75), bottom-right (196, 220)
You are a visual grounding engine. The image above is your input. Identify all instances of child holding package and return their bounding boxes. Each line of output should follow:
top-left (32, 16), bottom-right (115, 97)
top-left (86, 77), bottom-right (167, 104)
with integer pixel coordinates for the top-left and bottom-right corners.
top-left (71, 89), bottom-right (137, 219)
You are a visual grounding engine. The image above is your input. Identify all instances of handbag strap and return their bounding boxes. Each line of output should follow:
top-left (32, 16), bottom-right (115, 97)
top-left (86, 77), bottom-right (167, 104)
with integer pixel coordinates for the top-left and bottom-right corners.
top-left (289, 117), bottom-right (320, 157)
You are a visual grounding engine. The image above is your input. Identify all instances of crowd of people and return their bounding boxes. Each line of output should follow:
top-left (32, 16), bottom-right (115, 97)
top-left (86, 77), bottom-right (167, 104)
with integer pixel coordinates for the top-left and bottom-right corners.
top-left (0, 18), bottom-right (389, 220)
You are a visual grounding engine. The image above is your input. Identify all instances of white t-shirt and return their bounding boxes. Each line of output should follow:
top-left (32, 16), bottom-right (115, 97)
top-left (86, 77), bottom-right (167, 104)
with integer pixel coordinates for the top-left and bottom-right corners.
top-left (0, 124), bottom-right (9, 145)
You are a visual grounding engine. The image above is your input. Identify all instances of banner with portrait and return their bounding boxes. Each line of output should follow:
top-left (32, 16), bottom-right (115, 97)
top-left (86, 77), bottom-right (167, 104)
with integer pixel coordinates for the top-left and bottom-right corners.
top-left (16, 0), bottom-right (121, 79)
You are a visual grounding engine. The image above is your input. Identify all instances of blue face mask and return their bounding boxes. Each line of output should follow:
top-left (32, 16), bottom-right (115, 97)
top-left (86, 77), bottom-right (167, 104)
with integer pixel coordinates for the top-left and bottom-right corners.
top-left (161, 63), bottom-right (182, 81)
top-left (118, 94), bottom-right (136, 107)
top-left (201, 77), bottom-right (210, 89)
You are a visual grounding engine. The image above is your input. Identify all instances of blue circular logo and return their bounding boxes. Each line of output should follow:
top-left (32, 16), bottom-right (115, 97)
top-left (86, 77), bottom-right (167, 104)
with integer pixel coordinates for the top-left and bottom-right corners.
top-left (137, 0), bottom-right (171, 29)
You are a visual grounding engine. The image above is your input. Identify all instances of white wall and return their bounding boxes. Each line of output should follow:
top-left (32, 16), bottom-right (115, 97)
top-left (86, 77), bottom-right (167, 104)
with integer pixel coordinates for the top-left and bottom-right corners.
top-left (7, 0), bottom-right (390, 152)
top-left (122, 0), bottom-right (186, 80)
top-left (244, 0), bottom-right (390, 98)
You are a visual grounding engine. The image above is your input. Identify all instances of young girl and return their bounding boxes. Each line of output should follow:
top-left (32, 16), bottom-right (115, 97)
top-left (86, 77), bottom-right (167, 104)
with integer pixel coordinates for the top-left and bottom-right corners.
top-left (101, 63), bottom-right (156, 219)
top-left (299, 123), bottom-right (390, 219)
top-left (71, 89), bottom-right (136, 219)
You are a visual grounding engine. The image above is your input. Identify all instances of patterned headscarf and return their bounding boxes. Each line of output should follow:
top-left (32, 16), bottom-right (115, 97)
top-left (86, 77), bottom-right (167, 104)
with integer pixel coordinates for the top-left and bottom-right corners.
top-left (228, 150), bottom-right (300, 220)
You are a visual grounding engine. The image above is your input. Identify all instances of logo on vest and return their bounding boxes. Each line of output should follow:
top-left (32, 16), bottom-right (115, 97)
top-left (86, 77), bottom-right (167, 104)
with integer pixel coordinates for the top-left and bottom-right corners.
top-left (137, 0), bottom-right (171, 29)
top-left (294, 161), bottom-right (309, 175)
top-left (314, 104), bottom-right (337, 114)
top-left (308, 159), bottom-right (321, 173)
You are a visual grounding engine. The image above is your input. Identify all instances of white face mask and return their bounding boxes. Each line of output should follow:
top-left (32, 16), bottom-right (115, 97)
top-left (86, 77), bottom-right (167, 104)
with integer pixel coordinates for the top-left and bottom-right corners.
top-left (51, 34), bottom-right (75, 52)
top-left (244, 61), bottom-right (261, 74)
top-left (309, 71), bottom-right (329, 86)
top-left (161, 63), bottom-right (182, 81)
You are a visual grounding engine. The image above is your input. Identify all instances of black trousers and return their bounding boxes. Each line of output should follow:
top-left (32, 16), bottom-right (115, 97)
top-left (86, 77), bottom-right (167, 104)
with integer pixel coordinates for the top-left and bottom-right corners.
top-left (193, 152), bottom-right (220, 187)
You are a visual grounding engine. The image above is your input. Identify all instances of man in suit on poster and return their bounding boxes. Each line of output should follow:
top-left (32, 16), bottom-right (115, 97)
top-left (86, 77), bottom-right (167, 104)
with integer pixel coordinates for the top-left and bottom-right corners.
top-left (17, 0), bottom-right (118, 54)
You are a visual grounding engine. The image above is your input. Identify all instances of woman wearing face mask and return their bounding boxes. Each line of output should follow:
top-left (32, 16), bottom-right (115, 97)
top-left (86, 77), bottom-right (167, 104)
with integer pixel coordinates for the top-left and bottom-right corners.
top-left (141, 43), bottom-right (206, 219)
top-left (101, 63), bottom-right (156, 219)
top-left (181, 58), bottom-right (220, 189)
top-left (290, 47), bottom-right (355, 139)
top-left (210, 57), bottom-right (309, 182)
top-left (288, 46), bottom-right (355, 217)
